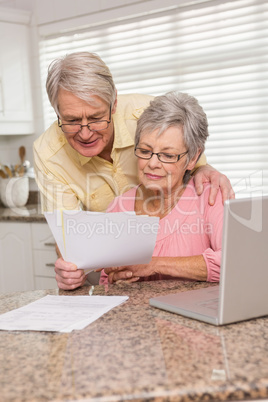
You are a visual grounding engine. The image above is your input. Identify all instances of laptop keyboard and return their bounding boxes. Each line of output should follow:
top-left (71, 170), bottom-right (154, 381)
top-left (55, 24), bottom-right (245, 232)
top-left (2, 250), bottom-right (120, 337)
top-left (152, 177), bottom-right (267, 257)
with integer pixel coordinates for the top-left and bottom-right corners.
top-left (198, 298), bottom-right (219, 311)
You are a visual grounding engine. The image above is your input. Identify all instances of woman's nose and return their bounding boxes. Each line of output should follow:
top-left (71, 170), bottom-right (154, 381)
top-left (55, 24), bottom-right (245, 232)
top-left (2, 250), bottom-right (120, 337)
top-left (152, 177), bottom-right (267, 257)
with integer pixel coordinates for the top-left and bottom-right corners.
top-left (148, 153), bottom-right (161, 168)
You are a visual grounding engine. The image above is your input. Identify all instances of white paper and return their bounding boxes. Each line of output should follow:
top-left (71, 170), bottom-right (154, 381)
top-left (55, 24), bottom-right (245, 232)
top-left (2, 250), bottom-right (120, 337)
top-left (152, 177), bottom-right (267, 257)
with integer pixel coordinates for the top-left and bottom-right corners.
top-left (0, 295), bottom-right (129, 333)
top-left (44, 210), bottom-right (159, 271)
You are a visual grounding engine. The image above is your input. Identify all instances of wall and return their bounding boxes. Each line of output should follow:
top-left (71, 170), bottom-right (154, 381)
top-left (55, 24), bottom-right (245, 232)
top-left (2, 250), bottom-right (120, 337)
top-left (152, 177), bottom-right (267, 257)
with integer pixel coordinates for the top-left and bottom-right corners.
top-left (0, 0), bottom-right (199, 190)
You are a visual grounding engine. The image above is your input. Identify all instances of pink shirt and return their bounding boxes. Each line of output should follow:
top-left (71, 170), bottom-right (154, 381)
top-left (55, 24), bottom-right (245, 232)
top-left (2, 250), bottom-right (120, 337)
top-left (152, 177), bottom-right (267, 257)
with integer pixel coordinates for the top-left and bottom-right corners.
top-left (102, 178), bottom-right (223, 283)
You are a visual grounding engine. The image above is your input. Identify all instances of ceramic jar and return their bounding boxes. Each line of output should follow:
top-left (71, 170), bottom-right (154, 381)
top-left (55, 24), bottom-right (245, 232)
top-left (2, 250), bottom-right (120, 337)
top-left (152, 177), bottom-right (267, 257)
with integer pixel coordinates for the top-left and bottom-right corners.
top-left (0, 176), bottom-right (29, 208)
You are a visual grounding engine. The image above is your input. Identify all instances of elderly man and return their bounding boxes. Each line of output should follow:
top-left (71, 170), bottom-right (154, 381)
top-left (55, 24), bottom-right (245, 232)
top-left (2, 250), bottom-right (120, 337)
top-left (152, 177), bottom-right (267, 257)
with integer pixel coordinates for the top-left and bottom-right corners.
top-left (34, 52), bottom-right (234, 290)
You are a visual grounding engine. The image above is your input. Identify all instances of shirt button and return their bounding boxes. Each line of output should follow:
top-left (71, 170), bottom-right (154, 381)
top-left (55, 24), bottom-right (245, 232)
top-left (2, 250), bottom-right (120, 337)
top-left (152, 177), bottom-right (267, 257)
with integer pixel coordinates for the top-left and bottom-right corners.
top-left (113, 168), bottom-right (117, 173)
top-left (91, 194), bottom-right (95, 199)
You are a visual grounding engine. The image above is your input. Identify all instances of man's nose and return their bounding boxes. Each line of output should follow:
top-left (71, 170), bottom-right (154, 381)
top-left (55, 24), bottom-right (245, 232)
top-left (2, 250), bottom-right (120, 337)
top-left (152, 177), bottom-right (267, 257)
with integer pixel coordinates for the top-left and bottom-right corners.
top-left (79, 124), bottom-right (94, 138)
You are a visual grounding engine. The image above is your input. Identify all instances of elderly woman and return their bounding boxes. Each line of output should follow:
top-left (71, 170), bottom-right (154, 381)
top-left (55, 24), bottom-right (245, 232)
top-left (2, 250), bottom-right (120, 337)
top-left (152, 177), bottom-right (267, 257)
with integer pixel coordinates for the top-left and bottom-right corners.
top-left (101, 91), bottom-right (224, 284)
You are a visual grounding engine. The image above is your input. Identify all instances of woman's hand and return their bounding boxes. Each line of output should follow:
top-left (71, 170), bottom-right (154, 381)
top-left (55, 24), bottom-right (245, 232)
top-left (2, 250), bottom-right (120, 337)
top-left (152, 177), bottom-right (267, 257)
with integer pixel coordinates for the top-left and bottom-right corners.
top-left (193, 164), bottom-right (235, 205)
top-left (104, 255), bottom-right (208, 284)
top-left (104, 262), bottom-right (155, 284)
top-left (54, 257), bottom-right (87, 290)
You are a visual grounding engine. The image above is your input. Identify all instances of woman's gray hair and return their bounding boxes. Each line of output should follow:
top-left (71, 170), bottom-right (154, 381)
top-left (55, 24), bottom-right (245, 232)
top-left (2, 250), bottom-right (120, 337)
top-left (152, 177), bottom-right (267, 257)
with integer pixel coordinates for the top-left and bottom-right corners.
top-left (135, 91), bottom-right (209, 164)
top-left (46, 52), bottom-right (117, 115)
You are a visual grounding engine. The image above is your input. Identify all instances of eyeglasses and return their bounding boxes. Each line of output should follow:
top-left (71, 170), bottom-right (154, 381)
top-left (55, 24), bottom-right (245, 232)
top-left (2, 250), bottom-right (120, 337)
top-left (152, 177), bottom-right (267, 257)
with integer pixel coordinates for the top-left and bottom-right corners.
top-left (134, 147), bottom-right (188, 163)
top-left (58, 105), bottom-right (111, 134)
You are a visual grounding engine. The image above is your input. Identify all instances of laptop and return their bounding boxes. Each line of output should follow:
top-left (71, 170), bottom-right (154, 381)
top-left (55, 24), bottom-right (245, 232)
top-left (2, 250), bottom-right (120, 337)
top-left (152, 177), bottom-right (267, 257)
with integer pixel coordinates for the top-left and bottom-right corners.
top-left (150, 195), bottom-right (268, 325)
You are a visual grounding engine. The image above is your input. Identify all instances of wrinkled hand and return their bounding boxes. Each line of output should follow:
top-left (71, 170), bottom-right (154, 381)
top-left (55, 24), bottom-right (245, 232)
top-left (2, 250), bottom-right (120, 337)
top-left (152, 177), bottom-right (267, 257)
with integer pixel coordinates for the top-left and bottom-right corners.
top-left (55, 257), bottom-right (87, 290)
top-left (193, 165), bottom-right (235, 205)
top-left (104, 263), bottom-right (154, 284)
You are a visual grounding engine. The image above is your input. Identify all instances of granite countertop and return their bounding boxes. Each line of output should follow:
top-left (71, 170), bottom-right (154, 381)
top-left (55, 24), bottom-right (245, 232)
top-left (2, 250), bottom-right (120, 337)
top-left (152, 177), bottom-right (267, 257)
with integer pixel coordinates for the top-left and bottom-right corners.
top-left (0, 203), bottom-right (46, 222)
top-left (0, 191), bottom-right (46, 222)
top-left (0, 280), bottom-right (268, 402)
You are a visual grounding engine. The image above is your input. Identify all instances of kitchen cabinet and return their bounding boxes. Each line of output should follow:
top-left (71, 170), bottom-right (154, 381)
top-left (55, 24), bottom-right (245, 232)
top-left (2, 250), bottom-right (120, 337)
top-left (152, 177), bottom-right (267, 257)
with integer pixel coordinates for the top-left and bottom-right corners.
top-left (0, 221), bottom-right (57, 293)
top-left (0, 222), bottom-right (34, 293)
top-left (0, 9), bottom-right (34, 135)
top-left (31, 223), bottom-right (58, 290)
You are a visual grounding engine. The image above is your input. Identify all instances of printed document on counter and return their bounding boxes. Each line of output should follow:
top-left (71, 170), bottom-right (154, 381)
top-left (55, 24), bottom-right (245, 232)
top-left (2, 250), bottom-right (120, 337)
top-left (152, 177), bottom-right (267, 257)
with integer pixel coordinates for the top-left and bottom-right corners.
top-left (45, 210), bottom-right (159, 271)
top-left (0, 295), bottom-right (129, 333)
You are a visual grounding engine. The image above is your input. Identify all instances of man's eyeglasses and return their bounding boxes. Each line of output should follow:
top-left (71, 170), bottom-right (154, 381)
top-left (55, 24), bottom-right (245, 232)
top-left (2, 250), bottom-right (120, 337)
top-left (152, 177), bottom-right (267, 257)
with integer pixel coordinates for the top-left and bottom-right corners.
top-left (134, 147), bottom-right (188, 163)
top-left (58, 105), bottom-right (111, 134)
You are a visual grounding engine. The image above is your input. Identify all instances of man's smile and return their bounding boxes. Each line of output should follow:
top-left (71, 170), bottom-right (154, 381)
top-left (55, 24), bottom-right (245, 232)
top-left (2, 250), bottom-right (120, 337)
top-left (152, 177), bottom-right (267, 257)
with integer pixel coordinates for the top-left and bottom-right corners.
top-left (76, 137), bottom-right (99, 146)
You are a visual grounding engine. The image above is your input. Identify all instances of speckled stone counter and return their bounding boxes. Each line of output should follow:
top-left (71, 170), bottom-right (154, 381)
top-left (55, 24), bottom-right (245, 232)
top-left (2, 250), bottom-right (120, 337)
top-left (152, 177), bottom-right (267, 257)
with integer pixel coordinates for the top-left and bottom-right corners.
top-left (0, 280), bottom-right (268, 402)
top-left (0, 203), bottom-right (45, 222)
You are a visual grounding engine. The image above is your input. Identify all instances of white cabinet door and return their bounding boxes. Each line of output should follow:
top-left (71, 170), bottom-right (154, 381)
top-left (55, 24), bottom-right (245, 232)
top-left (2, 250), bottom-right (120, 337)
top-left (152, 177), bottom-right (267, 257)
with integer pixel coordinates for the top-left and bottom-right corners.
top-left (0, 21), bottom-right (33, 134)
top-left (31, 223), bottom-right (58, 290)
top-left (0, 222), bottom-right (34, 293)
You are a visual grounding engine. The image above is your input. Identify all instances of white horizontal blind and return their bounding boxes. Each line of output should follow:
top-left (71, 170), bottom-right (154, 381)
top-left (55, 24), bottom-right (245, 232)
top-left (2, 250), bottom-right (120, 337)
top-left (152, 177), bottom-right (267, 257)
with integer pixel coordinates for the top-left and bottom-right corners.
top-left (39, 0), bottom-right (268, 197)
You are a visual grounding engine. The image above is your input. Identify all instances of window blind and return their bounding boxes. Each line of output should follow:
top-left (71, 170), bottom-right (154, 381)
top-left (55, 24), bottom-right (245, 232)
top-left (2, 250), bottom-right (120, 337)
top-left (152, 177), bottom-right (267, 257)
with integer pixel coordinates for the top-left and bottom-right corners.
top-left (39, 0), bottom-right (268, 197)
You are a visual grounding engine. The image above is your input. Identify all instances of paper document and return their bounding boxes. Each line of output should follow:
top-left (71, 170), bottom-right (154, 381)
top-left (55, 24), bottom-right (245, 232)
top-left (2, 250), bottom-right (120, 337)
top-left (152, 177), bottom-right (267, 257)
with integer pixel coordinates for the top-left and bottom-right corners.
top-left (0, 295), bottom-right (129, 333)
top-left (45, 210), bottom-right (159, 271)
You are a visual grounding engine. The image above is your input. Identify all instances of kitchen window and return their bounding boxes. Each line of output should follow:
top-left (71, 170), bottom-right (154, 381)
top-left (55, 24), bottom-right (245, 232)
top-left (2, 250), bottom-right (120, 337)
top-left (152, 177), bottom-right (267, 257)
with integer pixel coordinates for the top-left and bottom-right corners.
top-left (39, 0), bottom-right (268, 197)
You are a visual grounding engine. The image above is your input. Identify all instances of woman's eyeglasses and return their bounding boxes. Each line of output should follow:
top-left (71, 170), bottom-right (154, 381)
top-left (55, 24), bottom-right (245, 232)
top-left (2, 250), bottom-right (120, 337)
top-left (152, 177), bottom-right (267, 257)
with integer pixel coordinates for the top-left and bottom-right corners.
top-left (134, 147), bottom-right (188, 163)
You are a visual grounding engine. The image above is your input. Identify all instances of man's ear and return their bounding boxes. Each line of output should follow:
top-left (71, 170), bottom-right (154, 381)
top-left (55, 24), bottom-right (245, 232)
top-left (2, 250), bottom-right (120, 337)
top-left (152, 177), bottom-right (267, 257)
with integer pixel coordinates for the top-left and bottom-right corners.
top-left (186, 151), bottom-right (201, 171)
top-left (111, 90), bottom-right (118, 114)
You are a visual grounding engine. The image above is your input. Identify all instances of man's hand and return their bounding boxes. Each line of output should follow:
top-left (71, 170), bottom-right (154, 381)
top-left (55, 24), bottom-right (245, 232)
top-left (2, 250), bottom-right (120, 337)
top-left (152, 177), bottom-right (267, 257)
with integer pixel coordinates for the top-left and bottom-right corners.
top-left (55, 257), bottom-right (87, 290)
top-left (193, 164), bottom-right (235, 205)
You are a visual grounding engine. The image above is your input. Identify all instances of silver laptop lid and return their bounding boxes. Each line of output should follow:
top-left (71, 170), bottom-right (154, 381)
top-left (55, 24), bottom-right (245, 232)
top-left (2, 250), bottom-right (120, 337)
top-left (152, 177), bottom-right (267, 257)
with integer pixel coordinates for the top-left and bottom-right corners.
top-left (218, 195), bottom-right (268, 324)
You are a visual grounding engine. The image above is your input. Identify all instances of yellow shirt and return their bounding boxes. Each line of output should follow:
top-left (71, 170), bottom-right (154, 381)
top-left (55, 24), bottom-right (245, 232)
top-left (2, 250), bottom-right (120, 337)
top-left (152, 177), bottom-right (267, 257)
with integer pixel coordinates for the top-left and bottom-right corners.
top-left (34, 93), bottom-right (206, 212)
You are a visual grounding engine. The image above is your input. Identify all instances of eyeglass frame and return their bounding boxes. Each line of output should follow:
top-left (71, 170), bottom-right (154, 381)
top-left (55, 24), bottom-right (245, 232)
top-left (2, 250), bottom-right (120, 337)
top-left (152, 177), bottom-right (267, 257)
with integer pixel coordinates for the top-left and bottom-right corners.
top-left (134, 147), bottom-right (188, 164)
top-left (57, 104), bottom-right (112, 134)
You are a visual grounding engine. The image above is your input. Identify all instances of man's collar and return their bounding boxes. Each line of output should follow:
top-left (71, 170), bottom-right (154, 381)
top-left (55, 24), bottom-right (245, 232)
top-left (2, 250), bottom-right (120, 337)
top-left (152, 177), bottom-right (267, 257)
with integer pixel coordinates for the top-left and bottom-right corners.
top-left (112, 110), bottom-right (134, 149)
top-left (78, 153), bottom-right (91, 166)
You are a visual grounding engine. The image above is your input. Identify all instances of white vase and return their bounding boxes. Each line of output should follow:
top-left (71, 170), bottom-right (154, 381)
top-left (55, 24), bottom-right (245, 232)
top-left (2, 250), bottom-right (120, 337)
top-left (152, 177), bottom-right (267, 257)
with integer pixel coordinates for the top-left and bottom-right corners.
top-left (0, 176), bottom-right (29, 208)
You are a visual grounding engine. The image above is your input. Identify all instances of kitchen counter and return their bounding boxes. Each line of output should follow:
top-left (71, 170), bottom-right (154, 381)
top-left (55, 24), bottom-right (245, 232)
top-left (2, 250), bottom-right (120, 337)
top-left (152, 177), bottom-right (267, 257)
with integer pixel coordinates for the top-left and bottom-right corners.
top-left (0, 203), bottom-right (45, 222)
top-left (0, 280), bottom-right (268, 402)
top-left (0, 190), bottom-right (45, 222)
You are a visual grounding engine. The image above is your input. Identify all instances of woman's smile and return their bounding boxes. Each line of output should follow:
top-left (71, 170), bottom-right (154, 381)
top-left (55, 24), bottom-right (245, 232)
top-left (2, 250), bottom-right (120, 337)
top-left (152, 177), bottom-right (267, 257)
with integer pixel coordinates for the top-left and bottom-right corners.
top-left (145, 172), bottom-right (164, 180)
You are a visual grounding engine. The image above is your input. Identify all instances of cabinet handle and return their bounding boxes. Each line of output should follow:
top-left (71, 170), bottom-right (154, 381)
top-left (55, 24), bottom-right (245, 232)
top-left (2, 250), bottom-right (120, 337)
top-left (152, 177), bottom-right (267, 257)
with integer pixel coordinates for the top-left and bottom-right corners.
top-left (45, 263), bottom-right (55, 268)
top-left (44, 242), bottom-right (56, 247)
